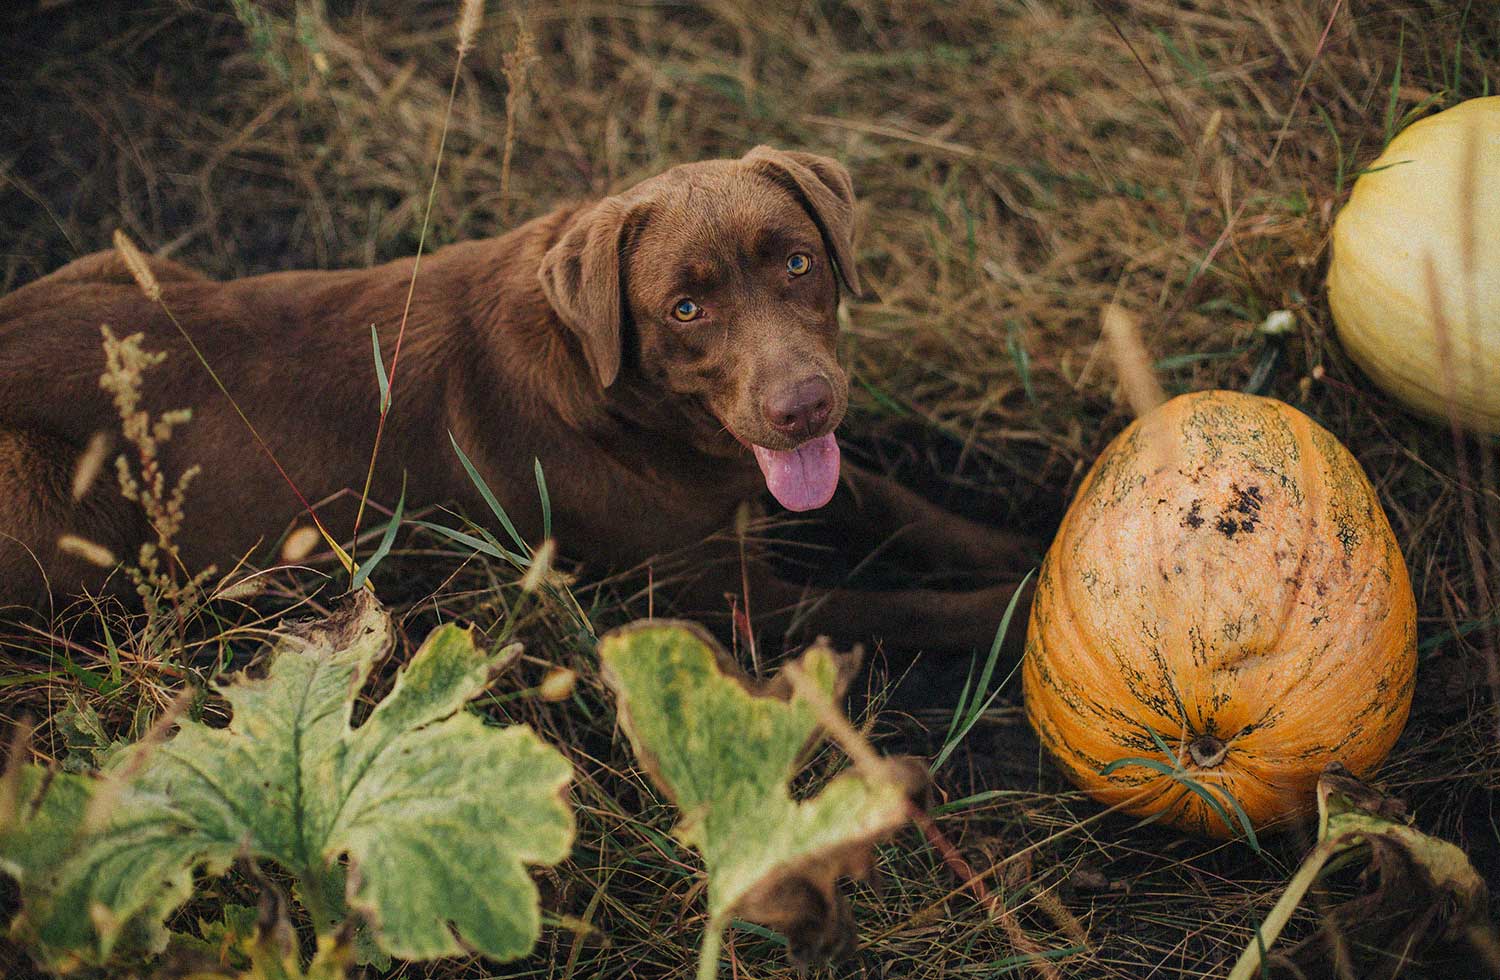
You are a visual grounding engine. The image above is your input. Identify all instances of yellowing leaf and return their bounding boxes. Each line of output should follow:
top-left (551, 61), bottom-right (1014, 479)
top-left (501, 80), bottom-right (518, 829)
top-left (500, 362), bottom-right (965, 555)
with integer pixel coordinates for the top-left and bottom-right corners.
top-left (171, 894), bottom-right (355, 980)
top-left (2, 593), bottom-right (574, 970)
top-left (1229, 765), bottom-right (1488, 980)
top-left (599, 620), bottom-right (922, 978)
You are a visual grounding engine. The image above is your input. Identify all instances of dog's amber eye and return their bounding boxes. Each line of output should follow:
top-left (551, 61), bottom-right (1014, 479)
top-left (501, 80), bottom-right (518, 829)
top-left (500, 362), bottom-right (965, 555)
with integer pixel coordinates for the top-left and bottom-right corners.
top-left (786, 253), bottom-right (811, 276)
top-left (672, 299), bottom-right (701, 322)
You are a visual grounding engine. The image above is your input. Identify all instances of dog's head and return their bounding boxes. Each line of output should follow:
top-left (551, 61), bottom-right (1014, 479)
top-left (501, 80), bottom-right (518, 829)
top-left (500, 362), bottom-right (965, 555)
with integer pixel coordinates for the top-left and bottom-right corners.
top-left (539, 146), bottom-right (869, 512)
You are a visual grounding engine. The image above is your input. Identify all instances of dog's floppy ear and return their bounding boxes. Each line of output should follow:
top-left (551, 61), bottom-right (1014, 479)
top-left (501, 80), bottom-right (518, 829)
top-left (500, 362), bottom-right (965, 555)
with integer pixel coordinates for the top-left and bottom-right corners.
top-left (742, 146), bottom-right (874, 302)
top-left (539, 198), bottom-right (633, 388)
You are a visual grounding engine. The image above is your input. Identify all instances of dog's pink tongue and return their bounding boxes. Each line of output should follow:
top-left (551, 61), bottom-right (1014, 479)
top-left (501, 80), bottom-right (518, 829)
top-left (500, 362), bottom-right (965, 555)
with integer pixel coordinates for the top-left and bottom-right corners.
top-left (752, 433), bottom-right (841, 512)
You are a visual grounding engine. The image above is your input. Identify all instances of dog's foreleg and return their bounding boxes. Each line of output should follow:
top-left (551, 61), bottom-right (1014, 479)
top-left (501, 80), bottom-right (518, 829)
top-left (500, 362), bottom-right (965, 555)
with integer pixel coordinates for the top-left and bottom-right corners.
top-left (826, 461), bottom-right (1038, 576)
top-left (670, 560), bottom-right (1033, 657)
top-left (0, 428), bottom-right (144, 612)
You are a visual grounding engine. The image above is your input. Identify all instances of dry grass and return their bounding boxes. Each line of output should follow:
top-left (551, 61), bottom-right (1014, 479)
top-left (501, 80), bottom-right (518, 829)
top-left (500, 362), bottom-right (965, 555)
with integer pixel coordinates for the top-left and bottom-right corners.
top-left (2, 1), bottom-right (1498, 978)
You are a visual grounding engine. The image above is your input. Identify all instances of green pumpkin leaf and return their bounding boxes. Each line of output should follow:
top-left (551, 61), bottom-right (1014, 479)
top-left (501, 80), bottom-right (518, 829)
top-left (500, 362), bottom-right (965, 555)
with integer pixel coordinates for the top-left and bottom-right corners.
top-left (1, 592), bottom-right (574, 970)
top-left (599, 620), bottom-right (922, 978)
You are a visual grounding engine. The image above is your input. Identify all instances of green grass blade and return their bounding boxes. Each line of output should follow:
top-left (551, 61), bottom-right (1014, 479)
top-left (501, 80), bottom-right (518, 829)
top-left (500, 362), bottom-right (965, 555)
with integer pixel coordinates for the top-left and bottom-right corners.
top-left (533, 458), bottom-right (552, 542)
top-left (1173, 774), bottom-right (1239, 839)
top-left (412, 520), bottom-right (527, 567)
top-left (371, 324), bottom-right (391, 414)
top-left (938, 665), bottom-right (976, 755)
top-left (931, 569), bottom-right (1034, 772)
top-left (1006, 320), bottom-right (1035, 404)
top-left (1155, 348), bottom-right (1248, 371)
top-left (448, 431), bottom-right (530, 556)
top-left (1210, 782), bottom-right (1262, 854)
top-left (351, 474), bottom-right (406, 591)
top-left (1452, 3), bottom-right (1469, 95)
top-left (100, 613), bottom-right (121, 689)
top-left (1419, 611), bottom-right (1500, 652)
top-left (853, 373), bottom-right (912, 417)
top-left (987, 944), bottom-right (1086, 973)
top-left (1314, 103), bottom-right (1345, 195)
top-left (1142, 723), bottom-right (1177, 764)
top-left (1115, 725), bottom-right (1260, 848)
top-left (932, 789), bottom-right (1014, 815)
top-left (1099, 755), bottom-right (1178, 778)
top-left (58, 656), bottom-right (115, 694)
top-left (1383, 25), bottom-right (1404, 146)
top-left (0, 672), bottom-right (69, 688)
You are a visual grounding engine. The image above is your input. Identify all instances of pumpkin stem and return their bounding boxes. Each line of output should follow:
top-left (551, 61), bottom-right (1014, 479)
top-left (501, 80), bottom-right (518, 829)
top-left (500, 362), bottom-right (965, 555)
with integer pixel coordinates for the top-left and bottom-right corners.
top-left (1187, 735), bottom-right (1227, 768)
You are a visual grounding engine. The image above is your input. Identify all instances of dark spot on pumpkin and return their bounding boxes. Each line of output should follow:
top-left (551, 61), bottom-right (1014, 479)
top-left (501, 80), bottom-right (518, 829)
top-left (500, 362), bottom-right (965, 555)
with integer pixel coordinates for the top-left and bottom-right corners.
top-left (1215, 484), bottom-right (1262, 538)
top-left (1182, 499), bottom-right (1205, 529)
top-left (1231, 484), bottom-right (1263, 516)
top-left (1215, 514), bottom-right (1243, 537)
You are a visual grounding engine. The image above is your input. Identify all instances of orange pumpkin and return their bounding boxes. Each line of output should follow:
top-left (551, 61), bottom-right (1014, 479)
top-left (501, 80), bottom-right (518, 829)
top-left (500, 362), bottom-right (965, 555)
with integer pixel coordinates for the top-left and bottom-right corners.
top-left (1023, 390), bottom-right (1416, 836)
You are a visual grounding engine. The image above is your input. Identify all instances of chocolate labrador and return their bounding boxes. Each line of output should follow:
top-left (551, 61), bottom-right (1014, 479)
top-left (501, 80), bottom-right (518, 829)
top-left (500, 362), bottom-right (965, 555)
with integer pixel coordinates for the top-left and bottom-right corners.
top-left (0, 146), bottom-right (1031, 651)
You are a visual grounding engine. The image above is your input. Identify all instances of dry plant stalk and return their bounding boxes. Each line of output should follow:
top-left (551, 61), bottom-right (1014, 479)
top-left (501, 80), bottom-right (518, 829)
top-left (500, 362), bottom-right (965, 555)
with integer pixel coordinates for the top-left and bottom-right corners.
top-left (519, 537), bottom-right (557, 594)
top-left (1100, 303), bottom-right (1165, 419)
top-left (111, 229), bottom-right (161, 302)
top-left (781, 661), bottom-right (1071, 980)
top-left (903, 807), bottom-right (1068, 980)
top-left (456, 0), bottom-right (483, 57)
top-left (98, 325), bottom-right (215, 618)
top-left (780, 656), bottom-right (885, 774)
top-left (280, 524), bottom-right (322, 564)
top-left (71, 431), bottom-right (110, 501)
top-left (56, 534), bottom-right (118, 570)
top-left (347, 0), bottom-right (494, 568)
top-left (112, 230), bottom-right (360, 582)
top-left (212, 574), bottom-right (265, 603)
top-left (500, 24), bottom-right (540, 212)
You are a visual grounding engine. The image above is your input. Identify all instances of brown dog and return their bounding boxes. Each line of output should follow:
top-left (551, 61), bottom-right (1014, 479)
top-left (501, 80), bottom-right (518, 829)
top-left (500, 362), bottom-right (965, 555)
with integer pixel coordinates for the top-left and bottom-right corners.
top-left (0, 146), bottom-right (1031, 651)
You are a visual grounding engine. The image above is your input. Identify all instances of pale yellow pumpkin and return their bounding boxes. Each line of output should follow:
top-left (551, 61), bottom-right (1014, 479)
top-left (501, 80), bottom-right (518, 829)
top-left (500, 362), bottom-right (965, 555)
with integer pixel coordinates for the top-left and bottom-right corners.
top-left (1023, 391), bottom-right (1416, 837)
top-left (1328, 96), bottom-right (1500, 433)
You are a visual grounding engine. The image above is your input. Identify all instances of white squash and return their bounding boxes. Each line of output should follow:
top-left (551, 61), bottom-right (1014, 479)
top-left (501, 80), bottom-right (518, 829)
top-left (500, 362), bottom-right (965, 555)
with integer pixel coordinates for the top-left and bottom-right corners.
top-left (1327, 97), bottom-right (1500, 433)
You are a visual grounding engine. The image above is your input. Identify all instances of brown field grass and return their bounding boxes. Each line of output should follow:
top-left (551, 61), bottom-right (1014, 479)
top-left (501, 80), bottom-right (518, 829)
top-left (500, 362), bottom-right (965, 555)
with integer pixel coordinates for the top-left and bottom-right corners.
top-left (2, 1), bottom-right (1498, 977)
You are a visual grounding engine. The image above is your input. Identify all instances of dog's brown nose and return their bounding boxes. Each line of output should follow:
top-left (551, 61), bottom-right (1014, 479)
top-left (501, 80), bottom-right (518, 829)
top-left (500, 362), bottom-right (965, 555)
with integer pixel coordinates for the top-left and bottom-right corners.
top-left (763, 376), bottom-right (833, 438)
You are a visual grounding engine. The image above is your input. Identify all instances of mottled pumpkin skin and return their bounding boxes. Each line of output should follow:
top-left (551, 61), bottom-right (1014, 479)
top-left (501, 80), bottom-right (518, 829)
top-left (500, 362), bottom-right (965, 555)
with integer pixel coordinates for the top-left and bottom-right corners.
top-left (1023, 390), bottom-right (1416, 837)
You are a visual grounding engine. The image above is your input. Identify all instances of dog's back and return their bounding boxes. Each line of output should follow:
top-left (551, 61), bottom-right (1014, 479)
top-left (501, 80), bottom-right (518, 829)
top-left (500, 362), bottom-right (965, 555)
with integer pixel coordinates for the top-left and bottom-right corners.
top-left (0, 223), bottom-right (607, 610)
top-left (0, 249), bottom-right (438, 607)
top-left (1, 252), bottom-right (199, 427)
top-left (0, 253), bottom-right (185, 606)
